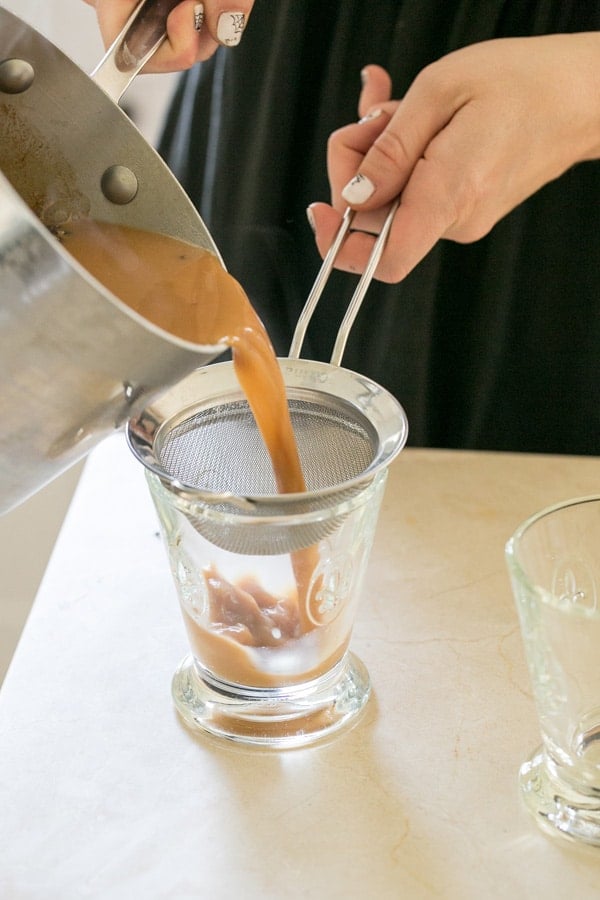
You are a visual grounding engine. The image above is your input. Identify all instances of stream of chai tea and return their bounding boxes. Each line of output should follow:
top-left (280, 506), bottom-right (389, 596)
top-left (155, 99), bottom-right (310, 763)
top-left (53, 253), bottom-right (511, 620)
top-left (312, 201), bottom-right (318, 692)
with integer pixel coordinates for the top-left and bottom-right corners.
top-left (61, 219), bottom-right (337, 685)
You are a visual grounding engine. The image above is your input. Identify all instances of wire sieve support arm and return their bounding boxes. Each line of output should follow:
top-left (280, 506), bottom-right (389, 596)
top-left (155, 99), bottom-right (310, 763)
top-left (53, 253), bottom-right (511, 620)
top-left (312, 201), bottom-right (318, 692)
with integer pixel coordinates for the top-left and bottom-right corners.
top-left (288, 199), bottom-right (399, 366)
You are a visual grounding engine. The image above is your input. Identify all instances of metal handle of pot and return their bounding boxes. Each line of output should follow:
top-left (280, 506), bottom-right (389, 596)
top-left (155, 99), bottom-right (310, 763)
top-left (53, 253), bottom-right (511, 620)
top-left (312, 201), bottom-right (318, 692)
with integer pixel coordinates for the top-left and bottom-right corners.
top-left (90, 0), bottom-right (181, 102)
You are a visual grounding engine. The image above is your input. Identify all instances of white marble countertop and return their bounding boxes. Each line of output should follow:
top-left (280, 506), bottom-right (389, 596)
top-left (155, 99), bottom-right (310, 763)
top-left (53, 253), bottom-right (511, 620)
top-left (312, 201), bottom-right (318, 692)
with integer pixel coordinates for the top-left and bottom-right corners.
top-left (2, 436), bottom-right (600, 899)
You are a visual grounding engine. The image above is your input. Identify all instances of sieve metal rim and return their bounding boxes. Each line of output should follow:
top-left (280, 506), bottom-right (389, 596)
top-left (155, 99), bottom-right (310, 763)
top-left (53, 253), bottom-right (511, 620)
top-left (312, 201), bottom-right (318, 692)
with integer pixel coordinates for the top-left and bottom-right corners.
top-left (126, 357), bottom-right (408, 512)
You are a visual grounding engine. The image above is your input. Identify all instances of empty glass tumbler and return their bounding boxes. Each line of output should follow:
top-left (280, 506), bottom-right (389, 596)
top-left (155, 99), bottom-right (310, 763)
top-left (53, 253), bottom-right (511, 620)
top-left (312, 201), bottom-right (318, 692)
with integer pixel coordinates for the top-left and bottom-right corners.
top-left (506, 496), bottom-right (600, 846)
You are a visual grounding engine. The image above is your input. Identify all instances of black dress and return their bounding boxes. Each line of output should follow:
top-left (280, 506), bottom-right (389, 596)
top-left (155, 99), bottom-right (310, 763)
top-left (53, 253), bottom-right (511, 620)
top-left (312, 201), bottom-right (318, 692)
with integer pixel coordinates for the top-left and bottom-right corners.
top-left (159, 0), bottom-right (600, 454)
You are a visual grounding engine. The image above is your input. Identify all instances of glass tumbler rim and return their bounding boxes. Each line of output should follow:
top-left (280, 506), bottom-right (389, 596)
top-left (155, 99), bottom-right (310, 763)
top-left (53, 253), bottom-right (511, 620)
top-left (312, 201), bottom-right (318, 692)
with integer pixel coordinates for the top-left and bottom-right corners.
top-left (505, 494), bottom-right (600, 578)
top-left (146, 464), bottom-right (388, 528)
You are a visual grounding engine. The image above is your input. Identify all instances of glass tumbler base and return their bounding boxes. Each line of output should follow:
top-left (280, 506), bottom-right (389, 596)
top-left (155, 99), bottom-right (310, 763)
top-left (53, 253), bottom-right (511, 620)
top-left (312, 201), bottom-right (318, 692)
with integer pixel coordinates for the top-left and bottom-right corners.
top-left (171, 652), bottom-right (371, 749)
top-left (519, 747), bottom-right (600, 847)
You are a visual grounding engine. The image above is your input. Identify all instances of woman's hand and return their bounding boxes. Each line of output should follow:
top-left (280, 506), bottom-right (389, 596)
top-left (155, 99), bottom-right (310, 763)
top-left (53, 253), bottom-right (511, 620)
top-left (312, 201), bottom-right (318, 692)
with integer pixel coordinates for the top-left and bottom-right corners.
top-left (309, 33), bottom-right (600, 283)
top-left (81, 0), bottom-right (254, 71)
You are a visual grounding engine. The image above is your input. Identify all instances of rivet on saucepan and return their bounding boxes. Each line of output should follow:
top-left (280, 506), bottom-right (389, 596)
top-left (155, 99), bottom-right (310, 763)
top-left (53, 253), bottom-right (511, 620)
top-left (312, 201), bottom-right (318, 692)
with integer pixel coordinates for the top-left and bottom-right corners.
top-left (0, 58), bottom-right (35, 94)
top-left (101, 165), bottom-right (139, 205)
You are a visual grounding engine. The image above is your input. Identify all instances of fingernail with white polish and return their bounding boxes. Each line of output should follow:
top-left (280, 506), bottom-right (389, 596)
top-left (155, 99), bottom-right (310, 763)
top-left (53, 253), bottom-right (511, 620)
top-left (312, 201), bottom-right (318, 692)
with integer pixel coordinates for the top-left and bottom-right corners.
top-left (358, 108), bottom-right (383, 124)
top-left (306, 205), bottom-right (316, 233)
top-left (193, 3), bottom-right (204, 32)
top-left (341, 173), bottom-right (376, 205)
top-left (217, 11), bottom-right (246, 46)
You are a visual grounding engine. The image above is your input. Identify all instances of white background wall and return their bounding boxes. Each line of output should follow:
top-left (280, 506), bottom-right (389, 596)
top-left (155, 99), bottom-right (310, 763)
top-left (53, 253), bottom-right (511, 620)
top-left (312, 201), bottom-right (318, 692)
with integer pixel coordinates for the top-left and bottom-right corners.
top-left (0, 1), bottom-right (179, 680)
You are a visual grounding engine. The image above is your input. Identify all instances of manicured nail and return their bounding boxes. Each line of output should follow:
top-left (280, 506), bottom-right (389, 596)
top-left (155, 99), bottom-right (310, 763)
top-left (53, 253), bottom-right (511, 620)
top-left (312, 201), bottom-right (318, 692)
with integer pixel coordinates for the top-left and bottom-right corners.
top-left (341, 173), bottom-right (375, 205)
top-left (306, 205), bottom-right (316, 233)
top-left (360, 67), bottom-right (369, 86)
top-left (217, 11), bottom-right (246, 46)
top-left (193, 3), bottom-right (204, 32)
top-left (358, 108), bottom-right (383, 124)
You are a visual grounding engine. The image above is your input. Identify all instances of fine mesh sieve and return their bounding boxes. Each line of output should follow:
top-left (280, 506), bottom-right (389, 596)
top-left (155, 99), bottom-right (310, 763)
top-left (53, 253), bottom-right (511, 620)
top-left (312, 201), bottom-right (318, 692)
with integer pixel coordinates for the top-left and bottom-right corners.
top-left (127, 358), bottom-right (407, 553)
top-left (157, 397), bottom-right (376, 497)
top-left (127, 202), bottom-right (407, 554)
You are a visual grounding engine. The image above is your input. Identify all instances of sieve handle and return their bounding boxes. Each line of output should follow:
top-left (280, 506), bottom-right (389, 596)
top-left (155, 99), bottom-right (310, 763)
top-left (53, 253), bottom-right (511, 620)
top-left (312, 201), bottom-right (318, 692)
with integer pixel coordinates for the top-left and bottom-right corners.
top-left (288, 208), bottom-right (355, 361)
top-left (329, 198), bottom-right (399, 366)
top-left (289, 199), bottom-right (399, 366)
top-left (90, 0), bottom-right (180, 102)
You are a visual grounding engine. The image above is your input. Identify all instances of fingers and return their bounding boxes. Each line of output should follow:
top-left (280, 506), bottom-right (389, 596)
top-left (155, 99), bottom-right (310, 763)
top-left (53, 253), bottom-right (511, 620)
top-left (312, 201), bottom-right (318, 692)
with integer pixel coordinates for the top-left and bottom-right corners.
top-left (309, 152), bottom-right (457, 284)
top-left (327, 103), bottom-right (398, 209)
top-left (315, 61), bottom-right (468, 283)
top-left (357, 64), bottom-right (392, 118)
top-left (146, 2), bottom-right (217, 72)
top-left (90, 0), bottom-right (254, 70)
top-left (324, 64), bottom-right (395, 208)
top-left (308, 202), bottom-right (387, 278)
top-left (339, 66), bottom-right (465, 210)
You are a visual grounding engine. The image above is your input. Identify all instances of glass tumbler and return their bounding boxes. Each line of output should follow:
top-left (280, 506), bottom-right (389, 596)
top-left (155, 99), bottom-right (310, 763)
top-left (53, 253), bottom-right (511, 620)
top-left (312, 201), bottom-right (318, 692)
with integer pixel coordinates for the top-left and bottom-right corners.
top-left (147, 467), bottom-right (388, 748)
top-left (506, 496), bottom-right (600, 846)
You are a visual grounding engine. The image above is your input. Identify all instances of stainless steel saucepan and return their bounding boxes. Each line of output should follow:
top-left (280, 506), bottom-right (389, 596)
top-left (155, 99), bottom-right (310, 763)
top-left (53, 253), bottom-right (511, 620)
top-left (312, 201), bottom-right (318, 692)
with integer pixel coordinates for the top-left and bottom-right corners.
top-left (0, 1), bottom-right (225, 515)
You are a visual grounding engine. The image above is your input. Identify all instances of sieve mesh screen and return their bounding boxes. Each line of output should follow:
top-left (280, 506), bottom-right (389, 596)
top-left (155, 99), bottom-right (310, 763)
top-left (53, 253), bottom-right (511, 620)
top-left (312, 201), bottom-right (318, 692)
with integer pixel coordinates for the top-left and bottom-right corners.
top-left (156, 398), bottom-right (376, 495)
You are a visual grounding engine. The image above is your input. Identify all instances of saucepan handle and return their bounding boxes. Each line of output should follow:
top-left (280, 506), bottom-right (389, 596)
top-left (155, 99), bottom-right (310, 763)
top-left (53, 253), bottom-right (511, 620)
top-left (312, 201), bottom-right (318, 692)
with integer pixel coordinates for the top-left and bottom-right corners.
top-left (90, 0), bottom-right (181, 102)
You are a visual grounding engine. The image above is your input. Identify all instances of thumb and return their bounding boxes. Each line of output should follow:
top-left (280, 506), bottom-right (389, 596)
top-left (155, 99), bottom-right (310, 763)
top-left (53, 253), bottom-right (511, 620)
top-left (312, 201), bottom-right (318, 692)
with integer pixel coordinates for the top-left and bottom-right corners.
top-left (341, 71), bottom-right (459, 210)
top-left (358, 64), bottom-right (392, 117)
top-left (340, 109), bottom-right (416, 209)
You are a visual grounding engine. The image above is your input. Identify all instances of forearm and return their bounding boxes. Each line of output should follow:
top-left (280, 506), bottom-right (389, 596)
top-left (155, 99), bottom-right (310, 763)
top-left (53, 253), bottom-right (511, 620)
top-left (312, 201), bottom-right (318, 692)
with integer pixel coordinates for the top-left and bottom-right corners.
top-left (565, 31), bottom-right (600, 162)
